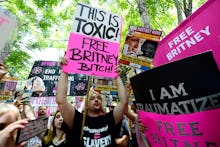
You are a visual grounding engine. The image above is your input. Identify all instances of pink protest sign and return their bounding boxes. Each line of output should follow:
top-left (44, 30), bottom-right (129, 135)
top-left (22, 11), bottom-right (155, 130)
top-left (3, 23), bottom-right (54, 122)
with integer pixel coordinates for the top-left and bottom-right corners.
top-left (64, 33), bottom-right (119, 78)
top-left (153, 0), bottom-right (220, 69)
top-left (138, 108), bottom-right (220, 147)
top-left (0, 8), bottom-right (17, 51)
top-left (63, 3), bottom-right (122, 78)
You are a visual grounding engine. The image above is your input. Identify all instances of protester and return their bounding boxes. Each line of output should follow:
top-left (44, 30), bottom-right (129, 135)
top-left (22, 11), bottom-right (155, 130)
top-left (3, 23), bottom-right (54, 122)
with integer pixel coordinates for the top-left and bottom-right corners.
top-left (38, 106), bottom-right (48, 117)
top-left (0, 103), bottom-right (28, 147)
top-left (43, 110), bottom-right (66, 147)
top-left (110, 101), bottom-right (130, 147)
top-left (56, 58), bottom-right (128, 146)
top-left (125, 82), bottom-right (149, 147)
top-left (126, 104), bottom-right (138, 147)
top-left (13, 93), bottom-right (43, 147)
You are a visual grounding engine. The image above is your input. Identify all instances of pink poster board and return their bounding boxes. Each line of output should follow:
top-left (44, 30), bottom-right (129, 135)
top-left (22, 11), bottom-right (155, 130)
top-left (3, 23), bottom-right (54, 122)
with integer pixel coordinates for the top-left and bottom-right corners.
top-left (153, 0), bottom-right (220, 70)
top-left (138, 108), bottom-right (220, 147)
top-left (63, 3), bottom-right (122, 78)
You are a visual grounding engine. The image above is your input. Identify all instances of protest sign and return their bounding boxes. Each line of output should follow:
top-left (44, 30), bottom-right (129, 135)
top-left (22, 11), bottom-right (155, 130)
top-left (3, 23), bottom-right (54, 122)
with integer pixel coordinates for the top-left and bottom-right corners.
top-left (138, 108), bottom-right (220, 147)
top-left (130, 51), bottom-right (220, 114)
top-left (0, 76), bottom-right (17, 101)
top-left (153, 0), bottom-right (220, 70)
top-left (0, 8), bottom-right (17, 51)
top-left (119, 26), bottom-right (162, 71)
top-left (131, 51), bottom-right (220, 147)
top-left (25, 61), bottom-right (88, 97)
top-left (16, 116), bottom-right (48, 145)
top-left (93, 77), bottom-right (118, 94)
top-left (31, 96), bottom-right (57, 107)
top-left (63, 3), bottom-right (122, 78)
top-left (70, 74), bottom-right (88, 96)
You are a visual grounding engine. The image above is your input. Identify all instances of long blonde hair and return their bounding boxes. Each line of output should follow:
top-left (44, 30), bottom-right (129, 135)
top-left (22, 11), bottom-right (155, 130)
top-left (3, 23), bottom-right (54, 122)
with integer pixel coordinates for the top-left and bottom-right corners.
top-left (43, 111), bottom-right (65, 145)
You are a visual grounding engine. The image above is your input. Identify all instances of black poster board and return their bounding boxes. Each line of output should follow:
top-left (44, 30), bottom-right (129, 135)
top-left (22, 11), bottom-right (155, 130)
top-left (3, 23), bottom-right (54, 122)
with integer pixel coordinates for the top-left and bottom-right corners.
top-left (130, 51), bottom-right (220, 114)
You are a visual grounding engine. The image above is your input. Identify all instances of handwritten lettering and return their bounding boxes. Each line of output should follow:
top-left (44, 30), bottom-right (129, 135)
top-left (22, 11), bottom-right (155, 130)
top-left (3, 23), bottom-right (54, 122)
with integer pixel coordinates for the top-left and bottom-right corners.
top-left (73, 3), bottom-right (120, 41)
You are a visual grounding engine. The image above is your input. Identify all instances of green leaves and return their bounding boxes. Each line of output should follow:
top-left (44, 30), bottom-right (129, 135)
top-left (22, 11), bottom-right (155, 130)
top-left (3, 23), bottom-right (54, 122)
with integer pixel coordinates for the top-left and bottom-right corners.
top-left (0, 0), bottom-right (206, 87)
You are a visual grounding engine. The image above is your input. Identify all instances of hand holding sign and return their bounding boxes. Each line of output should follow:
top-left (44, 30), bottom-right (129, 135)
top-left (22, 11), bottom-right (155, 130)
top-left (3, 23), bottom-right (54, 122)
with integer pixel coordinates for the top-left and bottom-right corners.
top-left (16, 117), bottom-right (48, 145)
top-left (0, 119), bottom-right (28, 147)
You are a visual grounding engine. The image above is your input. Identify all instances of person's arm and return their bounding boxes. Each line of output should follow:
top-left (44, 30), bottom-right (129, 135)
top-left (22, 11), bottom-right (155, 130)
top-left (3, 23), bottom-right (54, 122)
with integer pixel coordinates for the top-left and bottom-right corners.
top-left (115, 135), bottom-right (129, 147)
top-left (125, 107), bottom-right (138, 122)
top-left (56, 60), bottom-right (75, 130)
top-left (113, 67), bottom-right (128, 125)
top-left (115, 117), bottom-right (130, 147)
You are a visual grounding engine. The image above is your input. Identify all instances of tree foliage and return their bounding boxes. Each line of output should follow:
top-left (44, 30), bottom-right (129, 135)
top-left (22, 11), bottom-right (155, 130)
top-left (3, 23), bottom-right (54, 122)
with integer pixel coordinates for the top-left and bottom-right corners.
top-left (0, 0), bottom-right (206, 88)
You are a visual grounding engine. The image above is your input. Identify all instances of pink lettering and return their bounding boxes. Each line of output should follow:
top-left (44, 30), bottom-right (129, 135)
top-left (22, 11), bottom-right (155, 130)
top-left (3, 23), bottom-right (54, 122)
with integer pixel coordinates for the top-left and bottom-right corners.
top-left (0, 16), bottom-right (9, 26)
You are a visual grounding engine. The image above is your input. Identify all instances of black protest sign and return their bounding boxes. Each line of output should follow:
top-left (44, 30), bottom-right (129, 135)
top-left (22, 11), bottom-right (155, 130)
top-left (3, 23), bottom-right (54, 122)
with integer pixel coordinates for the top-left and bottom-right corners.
top-left (130, 51), bottom-right (220, 114)
top-left (25, 61), bottom-right (88, 96)
top-left (16, 116), bottom-right (48, 145)
top-left (69, 74), bottom-right (88, 96)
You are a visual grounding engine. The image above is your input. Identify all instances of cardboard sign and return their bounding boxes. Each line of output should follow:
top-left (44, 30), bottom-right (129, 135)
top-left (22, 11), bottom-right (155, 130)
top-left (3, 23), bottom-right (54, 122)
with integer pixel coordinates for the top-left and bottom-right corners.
top-left (16, 116), bottom-right (48, 145)
top-left (138, 108), bottom-right (220, 147)
top-left (130, 51), bottom-right (220, 114)
top-left (31, 97), bottom-right (57, 107)
top-left (119, 26), bottom-right (162, 70)
top-left (153, 0), bottom-right (220, 70)
top-left (63, 3), bottom-right (122, 78)
top-left (0, 76), bottom-right (18, 101)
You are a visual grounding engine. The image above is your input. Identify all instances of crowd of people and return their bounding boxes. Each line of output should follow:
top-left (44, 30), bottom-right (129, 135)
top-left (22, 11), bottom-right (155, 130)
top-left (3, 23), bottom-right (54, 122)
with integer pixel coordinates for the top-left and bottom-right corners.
top-left (0, 57), bottom-right (147, 147)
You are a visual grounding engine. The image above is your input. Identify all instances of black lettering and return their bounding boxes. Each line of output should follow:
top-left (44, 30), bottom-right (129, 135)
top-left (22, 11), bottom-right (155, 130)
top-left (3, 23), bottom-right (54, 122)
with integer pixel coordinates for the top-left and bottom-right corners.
top-left (75, 17), bottom-right (87, 32)
top-left (92, 23), bottom-right (103, 37)
top-left (77, 3), bottom-right (90, 17)
top-left (177, 123), bottom-right (189, 136)
top-left (78, 62), bottom-right (90, 71)
top-left (82, 22), bottom-right (94, 35)
top-left (184, 141), bottom-right (198, 147)
top-left (190, 122), bottom-right (203, 136)
top-left (170, 139), bottom-right (178, 147)
top-left (88, 7), bottom-right (96, 20)
top-left (112, 15), bottom-right (119, 27)
top-left (156, 121), bottom-right (162, 132)
top-left (82, 37), bottom-right (109, 53)
top-left (70, 48), bottom-right (82, 60)
top-left (83, 50), bottom-right (92, 62)
top-left (164, 122), bottom-right (175, 135)
top-left (206, 142), bottom-right (217, 147)
top-left (106, 27), bottom-right (115, 39)
top-left (77, 63), bottom-right (113, 73)
top-left (97, 10), bottom-right (106, 21)
top-left (162, 137), bottom-right (168, 147)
